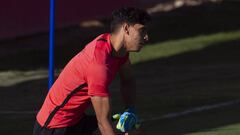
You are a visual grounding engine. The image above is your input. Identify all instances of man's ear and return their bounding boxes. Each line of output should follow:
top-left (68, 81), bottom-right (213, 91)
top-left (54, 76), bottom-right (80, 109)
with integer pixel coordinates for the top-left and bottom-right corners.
top-left (122, 23), bottom-right (130, 35)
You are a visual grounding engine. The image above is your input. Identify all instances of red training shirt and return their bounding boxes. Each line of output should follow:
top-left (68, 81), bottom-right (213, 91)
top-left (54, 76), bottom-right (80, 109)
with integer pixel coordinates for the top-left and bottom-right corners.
top-left (36, 33), bottom-right (129, 128)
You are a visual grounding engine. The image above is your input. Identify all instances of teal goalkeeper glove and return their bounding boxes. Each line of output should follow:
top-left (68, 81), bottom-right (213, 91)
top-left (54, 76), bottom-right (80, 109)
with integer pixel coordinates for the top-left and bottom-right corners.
top-left (112, 108), bottom-right (141, 133)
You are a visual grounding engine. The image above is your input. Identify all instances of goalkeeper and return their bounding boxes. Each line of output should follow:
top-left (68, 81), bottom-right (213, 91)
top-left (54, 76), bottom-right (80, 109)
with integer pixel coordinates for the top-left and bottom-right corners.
top-left (33, 7), bottom-right (151, 135)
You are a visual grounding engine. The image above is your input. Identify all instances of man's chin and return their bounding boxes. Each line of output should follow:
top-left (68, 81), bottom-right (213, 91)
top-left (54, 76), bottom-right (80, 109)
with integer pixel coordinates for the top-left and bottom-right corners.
top-left (136, 46), bottom-right (143, 52)
top-left (135, 48), bottom-right (141, 52)
top-left (127, 46), bottom-right (143, 52)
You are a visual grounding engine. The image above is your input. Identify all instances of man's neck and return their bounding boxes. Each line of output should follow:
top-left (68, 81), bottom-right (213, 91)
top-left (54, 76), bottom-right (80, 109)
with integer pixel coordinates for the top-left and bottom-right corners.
top-left (110, 33), bottom-right (127, 57)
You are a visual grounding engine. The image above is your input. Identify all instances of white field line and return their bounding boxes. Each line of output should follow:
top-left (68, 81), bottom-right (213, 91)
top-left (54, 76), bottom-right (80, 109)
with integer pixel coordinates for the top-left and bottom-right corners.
top-left (0, 100), bottom-right (239, 122)
top-left (142, 99), bottom-right (240, 122)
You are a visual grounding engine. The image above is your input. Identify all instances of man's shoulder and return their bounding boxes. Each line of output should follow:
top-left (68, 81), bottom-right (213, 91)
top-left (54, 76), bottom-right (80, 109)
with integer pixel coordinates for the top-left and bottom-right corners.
top-left (80, 33), bottom-right (111, 64)
top-left (94, 33), bottom-right (111, 53)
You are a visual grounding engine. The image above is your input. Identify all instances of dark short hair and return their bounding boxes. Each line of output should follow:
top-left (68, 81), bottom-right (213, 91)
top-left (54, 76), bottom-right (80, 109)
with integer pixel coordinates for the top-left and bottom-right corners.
top-left (110, 7), bottom-right (151, 33)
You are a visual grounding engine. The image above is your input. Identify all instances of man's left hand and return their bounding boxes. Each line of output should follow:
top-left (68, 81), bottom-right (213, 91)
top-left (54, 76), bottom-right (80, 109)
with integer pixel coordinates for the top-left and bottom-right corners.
top-left (112, 108), bottom-right (140, 133)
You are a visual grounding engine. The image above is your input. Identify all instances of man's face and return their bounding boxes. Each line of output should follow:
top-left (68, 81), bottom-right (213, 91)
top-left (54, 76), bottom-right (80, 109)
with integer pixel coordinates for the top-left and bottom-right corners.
top-left (124, 23), bottom-right (149, 52)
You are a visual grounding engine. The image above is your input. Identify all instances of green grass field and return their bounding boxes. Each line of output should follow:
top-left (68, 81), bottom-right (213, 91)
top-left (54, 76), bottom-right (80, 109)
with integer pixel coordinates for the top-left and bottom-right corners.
top-left (1, 1), bottom-right (240, 135)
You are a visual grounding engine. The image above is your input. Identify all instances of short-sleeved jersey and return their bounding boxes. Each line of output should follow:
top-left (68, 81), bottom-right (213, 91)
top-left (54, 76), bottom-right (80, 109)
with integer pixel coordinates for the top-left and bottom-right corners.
top-left (36, 33), bottom-right (129, 128)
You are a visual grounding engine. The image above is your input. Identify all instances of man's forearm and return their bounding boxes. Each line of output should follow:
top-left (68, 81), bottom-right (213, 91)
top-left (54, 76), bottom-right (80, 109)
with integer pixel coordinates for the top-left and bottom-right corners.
top-left (98, 119), bottom-right (116, 135)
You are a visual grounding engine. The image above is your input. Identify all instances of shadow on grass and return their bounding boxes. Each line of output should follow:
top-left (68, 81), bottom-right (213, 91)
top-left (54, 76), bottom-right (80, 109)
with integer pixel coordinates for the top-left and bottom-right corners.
top-left (145, 104), bottom-right (240, 135)
top-left (132, 40), bottom-right (240, 134)
top-left (0, 43), bottom-right (85, 70)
